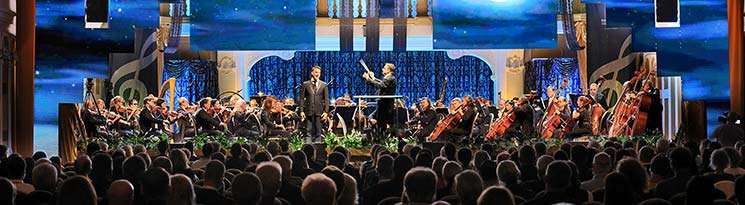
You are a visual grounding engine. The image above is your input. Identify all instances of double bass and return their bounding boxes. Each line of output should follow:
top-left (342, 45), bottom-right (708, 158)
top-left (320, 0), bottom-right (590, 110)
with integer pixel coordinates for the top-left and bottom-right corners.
top-left (429, 100), bottom-right (473, 141)
top-left (607, 68), bottom-right (653, 137)
top-left (590, 78), bottom-right (607, 135)
top-left (538, 78), bottom-right (569, 138)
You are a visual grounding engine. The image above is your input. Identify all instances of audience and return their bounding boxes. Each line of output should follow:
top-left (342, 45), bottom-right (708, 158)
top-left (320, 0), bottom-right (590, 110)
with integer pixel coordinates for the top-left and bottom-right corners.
top-left (8, 133), bottom-right (745, 205)
top-left (302, 173), bottom-right (336, 205)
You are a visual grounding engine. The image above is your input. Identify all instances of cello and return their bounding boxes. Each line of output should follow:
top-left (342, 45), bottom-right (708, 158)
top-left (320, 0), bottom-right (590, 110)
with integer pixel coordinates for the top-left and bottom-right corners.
top-left (590, 77), bottom-right (607, 135)
top-left (485, 107), bottom-right (516, 140)
top-left (429, 100), bottom-right (473, 141)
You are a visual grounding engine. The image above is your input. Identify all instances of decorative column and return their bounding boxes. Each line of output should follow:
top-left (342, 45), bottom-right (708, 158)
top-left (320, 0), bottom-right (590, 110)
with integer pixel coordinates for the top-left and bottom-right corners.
top-left (16, 0), bottom-right (34, 156)
top-left (728, 0), bottom-right (743, 115)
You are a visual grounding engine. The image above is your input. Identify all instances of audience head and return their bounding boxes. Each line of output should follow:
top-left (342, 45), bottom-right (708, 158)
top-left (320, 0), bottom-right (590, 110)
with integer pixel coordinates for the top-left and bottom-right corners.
top-left (650, 155), bottom-right (673, 178)
top-left (415, 149), bottom-right (434, 168)
top-left (442, 143), bottom-right (457, 161)
top-left (710, 148), bottom-right (731, 171)
top-left (638, 146), bottom-right (655, 164)
top-left (592, 152), bottom-right (612, 176)
top-left (168, 174), bottom-right (196, 205)
top-left (122, 156), bottom-right (147, 185)
top-left (107, 180), bottom-right (134, 205)
top-left (256, 161), bottom-right (282, 198)
top-left (669, 147), bottom-right (693, 173)
top-left (403, 167), bottom-right (438, 203)
top-left (657, 138), bottom-right (670, 155)
top-left (152, 156), bottom-right (173, 173)
top-left (266, 142), bottom-right (281, 157)
top-left (204, 160), bottom-right (226, 189)
top-left (232, 172), bottom-right (263, 205)
top-left (272, 155), bottom-right (293, 177)
top-left (338, 173), bottom-right (358, 205)
top-left (686, 175), bottom-right (726, 205)
top-left (57, 176), bottom-right (97, 205)
top-left (477, 186), bottom-right (515, 205)
top-left (377, 155), bottom-right (394, 179)
top-left (0, 177), bottom-right (15, 205)
top-left (604, 172), bottom-right (638, 205)
top-left (393, 155), bottom-right (414, 180)
top-left (75, 155), bottom-right (93, 176)
top-left (202, 143), bottom-right (215, 158)
top-left (456, 148), bottom-right (473, 168)
top-left (616, 158), bottom-right (648, 196)
top-left (321, 166), bottom-right (346, 197)
top-left (142, 167), bottom-right (170, 201)
top-left (302, 173), bottom-right (337, 205)
top-left (442, 161), bottom-right (463, 184)
top-left (133, 145), bottom-right (146, 155)
top-left (157, 140), bottom-right (170, 156)
top-left (455, 170), bottom-right (484, 205)
top-left (472, 150), bottom-right (490, 171)
top-left (291, 151), bottom-right (309, 170)
top-left (32, 151), bottom-right (47, 161)
top-left (497, 160), bottom-right (521, 185)
top-left (544, 161), bottom-right (571, 191)
top-left (533, 142), bottom-right (547, 157)
top-left (86, 142), bottom-right (101, 156)
top-left (6, 155), bottom-right (26, 180)
top-left (32, 162), bottom-right (58, 192)
top-left (328, 152), bottom-right (347, 170)
top-left (536, 155), bottom-right (554, 180)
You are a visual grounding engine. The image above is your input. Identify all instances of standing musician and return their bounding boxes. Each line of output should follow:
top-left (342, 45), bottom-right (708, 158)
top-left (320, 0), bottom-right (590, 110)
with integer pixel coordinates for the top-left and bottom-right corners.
top-left (195, 98), bottom-right (227, 136)
top-left (231, 99), bottom-right (262, 138)
top-left (565, 96), bottom-right (593, 139)
top-left (439, 95), bottom-right (477, 142)
top-left (261, 97), bottom-right (291, 138)
top-left (406, 97), bottom-right (438, 142)
top-left (299, 66), bottom-right (330, 143)
top-left (362, 63), bottom-right (398, 133)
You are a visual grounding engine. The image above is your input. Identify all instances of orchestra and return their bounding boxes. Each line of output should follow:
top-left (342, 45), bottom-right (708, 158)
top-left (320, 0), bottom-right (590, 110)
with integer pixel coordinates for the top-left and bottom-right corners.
top-left (81, 66), bottom-right (662, 145)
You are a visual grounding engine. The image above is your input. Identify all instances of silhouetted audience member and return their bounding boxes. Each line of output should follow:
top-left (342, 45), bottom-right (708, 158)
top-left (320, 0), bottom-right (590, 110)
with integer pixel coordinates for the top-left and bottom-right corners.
top-left (57, 175), bottom-right (97, 205)
top-left (0, 177), bottom-right (16, 205)
top-left (168, 174), bottom-right (196, 205)
top-left (6, 155), bottom-right (33, 194)
top-left (402, 167), bottom-right (437, 204)
top-left (256, 161), bottom-right (289, 205)
top-left (656, 147), bottom-right (695, 200)
top-left (454, 170), bottom-right (484, 205)
top-left (685, 175), bottom-right (726, 205)
top-left (152, 156), bottom-right (173, 174)
top-left (107, 180), bottom-right (134, 205)
top-left (477, 186), bottom-right (515, 205)
top-left (523, 161), bottom-right (580, 205)
top-left (302, 173), bottom-right (336, 205)
top-left (141, 167), bottom-right (170, 204)
top-left (231, 172), bottom-right (263, 205)
top-left (195, 160), bottom-right (233, 205)
top-left (604, 172), bottom-right (638, 205)
top-left (581, 152), bottom-right (611, 192)
top-left (706, 149), bottom-right (736, 183)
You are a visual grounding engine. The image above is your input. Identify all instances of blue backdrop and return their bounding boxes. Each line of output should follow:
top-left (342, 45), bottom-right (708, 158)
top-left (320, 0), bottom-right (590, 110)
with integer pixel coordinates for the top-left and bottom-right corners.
top-left (525, 58), bottom-right (582, 100)
top-left (162, 60), bottom-right (219, 107)
top-left (248, 51), bottom-right (495, 105)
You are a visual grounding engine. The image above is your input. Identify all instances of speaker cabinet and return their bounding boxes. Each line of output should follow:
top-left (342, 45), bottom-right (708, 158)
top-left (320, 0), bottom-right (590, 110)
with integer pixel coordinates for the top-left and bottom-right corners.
top-left (85, 0), bottom-right (109, 29)
top-left (655, 0), bottom-right (680, 27)
top-left (682, 101), bottom-right (707, 143)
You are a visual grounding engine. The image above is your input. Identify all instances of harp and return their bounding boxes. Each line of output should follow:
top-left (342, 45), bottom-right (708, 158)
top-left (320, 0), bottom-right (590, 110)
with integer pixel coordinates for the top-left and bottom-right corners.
top-left (158, 78), bottom-right (177, 132)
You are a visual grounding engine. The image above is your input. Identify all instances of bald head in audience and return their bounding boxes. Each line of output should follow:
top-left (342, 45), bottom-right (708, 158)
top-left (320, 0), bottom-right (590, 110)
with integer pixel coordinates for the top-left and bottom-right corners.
top-left (204, 160), bottom-right (226, 190)
top-left (32, 162), bottom-right (58, 192)
top-left (256, 161), bottom-right (283, 199)
top-left (231, 172), bottom-right (263, 205)
top-left (107, 180), bottom-right (134, 205)
top-left (403, 167), bottom-right (438, 204)
top-left (302, 173), bottom-right (337, 205)
top-left (272, 155), bottom-right (293, 178)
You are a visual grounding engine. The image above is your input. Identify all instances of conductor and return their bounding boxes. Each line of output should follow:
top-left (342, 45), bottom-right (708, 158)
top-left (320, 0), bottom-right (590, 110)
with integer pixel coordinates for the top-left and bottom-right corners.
top-left (362, 63), bottom-right (398, 133)
top-left (299, 66), bottom-right (330, 143)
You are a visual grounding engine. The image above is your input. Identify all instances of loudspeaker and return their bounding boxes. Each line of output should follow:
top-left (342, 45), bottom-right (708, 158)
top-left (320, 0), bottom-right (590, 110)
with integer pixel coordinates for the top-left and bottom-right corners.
top-left (655, 0), bottom-right (679, 27)
top-left (85, 0), bottom-right (109, 29)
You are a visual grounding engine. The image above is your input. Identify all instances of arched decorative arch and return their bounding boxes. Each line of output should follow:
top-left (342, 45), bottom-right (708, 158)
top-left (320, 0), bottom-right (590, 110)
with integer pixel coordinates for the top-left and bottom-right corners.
top-left (246, 51), bottom-right (496, 104)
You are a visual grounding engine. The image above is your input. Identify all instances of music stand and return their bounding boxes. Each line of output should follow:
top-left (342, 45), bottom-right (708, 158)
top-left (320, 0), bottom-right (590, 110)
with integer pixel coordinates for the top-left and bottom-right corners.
top-left (249, 95), bottom-right (268, 106)
top-left (354, 95), bottom-right (404, 139)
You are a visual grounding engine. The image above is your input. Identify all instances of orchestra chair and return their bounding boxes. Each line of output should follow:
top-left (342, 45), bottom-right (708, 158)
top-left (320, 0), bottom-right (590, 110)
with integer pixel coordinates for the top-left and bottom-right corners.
top-left (714, 180), bottom-right (735, 199)
top-left (468, 113), bottom-right (480, 141)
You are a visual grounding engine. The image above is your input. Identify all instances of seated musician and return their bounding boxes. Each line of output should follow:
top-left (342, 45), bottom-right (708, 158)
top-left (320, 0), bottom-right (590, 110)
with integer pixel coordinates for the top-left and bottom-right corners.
top-left (261, 97), bottom-right (291, 138)
top-left (82, 99), bottom-right (114, 138)
top-left (231, 100), bottom-right (262, 138)
top-left (195, 98), bottom-right (227, 136)
top-left (549, 97), bottom-right (572, 138)
top-left (139, 96), bottom-right (170, 137)
top-left (440, 95), bottom-right (477, 141)
top-left (343, 93), bottom-right (357, 106)
top-left (407, 97), bottom-right (438, 142)
top-left (174, 97), bottom-right (196, 140)
top-left (277, 100), bottom-right (301, 132)
top-left (473, 97), bottom-right (492, 138)
top-left (108, 96), bottom-right (137, 137)
top-left (211, 99), bottom-right (232, 124)
top-left (448, 98), bottom-right (462, 114)
top-left (588, 82), bottom-right (607, 109)
top-left (249, 99), bottom-right (259, 108)
top-left (153, 98), bottom-right (175, 137)
top-left (504, 97), bottom-right (533, 139)
top-left (565, 96), bottom-right (593, 139)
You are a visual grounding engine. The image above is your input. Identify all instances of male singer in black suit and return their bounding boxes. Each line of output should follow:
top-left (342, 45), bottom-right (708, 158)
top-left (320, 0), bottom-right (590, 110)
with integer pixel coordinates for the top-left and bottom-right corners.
top-left (362, 63), bottom-right (397, 132)
top-left (299, 66), bottom-right (330, 143)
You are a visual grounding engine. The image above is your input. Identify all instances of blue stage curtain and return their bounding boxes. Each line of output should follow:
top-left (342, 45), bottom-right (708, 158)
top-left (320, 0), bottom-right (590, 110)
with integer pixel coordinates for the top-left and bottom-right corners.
top-left (525, 58), bottom-right (581, 99)
top-left (248, 51), bottom-right (494, 106)
top-left (162, 60), bottom-right (219, 107)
